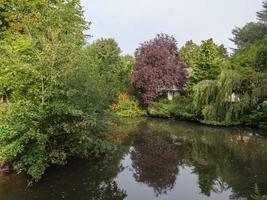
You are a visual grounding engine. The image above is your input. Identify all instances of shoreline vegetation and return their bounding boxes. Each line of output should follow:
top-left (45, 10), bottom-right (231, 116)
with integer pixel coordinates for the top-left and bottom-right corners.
top-left (112, 92), bottom-right (266, 129)
top-left (0, 0), bottom-right (266, 190)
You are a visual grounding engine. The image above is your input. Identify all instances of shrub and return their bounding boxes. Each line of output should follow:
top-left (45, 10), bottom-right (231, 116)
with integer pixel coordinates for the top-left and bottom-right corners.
top-left (148, 99), bottom-right (176, 118)
top-left (172, 96), bottom-right (196, 120)
top-left (148, 96), bottom-right (196, 119)
top-left (243, 101), bottom-right (267, 129)
top-left (112, 92), bottom-right (146, 117)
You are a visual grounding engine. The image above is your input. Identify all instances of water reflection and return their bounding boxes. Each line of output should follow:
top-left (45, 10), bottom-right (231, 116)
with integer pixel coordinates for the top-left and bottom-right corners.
top-left (130, 124), bottom-right (185, 195)
top-left (0, 119), bottom-right (267, 200)
top-left (0, 153), bottom-right (128, 200)
top-left (127, 120), bottom-right (267, 199)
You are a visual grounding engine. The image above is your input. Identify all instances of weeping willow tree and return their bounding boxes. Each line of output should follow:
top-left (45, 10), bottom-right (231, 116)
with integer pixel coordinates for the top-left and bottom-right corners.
top-left (193, 69), bottom-right (266, 125)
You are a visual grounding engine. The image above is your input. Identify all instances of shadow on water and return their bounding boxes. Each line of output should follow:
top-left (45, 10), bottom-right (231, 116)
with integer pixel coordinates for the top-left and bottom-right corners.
top-left (0, 118), bottom-right (267, 200)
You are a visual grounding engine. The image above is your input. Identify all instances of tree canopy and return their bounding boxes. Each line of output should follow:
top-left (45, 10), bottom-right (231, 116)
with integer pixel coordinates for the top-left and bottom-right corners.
top-left (186, 39), bottom-right (225, 92)
top-left (131, 34), bottom-right (187, 106)
top-left (179, 40), bottom-right (200, 69)
top-left (0, 0), bottom-right (115, 180)
top-left (231, 22), bottom-right (267, 49)
top-left (257, 0), bottom-right (267, 23)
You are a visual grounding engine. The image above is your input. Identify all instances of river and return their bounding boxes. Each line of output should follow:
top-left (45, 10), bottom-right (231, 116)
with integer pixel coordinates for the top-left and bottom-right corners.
top-left (0, 118), bottom-right (267, 200)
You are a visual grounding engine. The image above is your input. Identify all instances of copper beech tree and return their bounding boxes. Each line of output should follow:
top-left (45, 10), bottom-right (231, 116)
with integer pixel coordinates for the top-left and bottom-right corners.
top-left (131, 34), bottom-right (187, 106)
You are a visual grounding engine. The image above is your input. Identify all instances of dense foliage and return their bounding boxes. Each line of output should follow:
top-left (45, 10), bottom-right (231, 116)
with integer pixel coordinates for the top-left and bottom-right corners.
top-left (231, 22), bottom-right (267, 49)
top-left (126, 1), bottom-right (267, 128)
top-left (0, 0), bottom-right (119, 180)
top-left (186, 39), bottom-right (226, 91)
top-left (0, 0), bottom-right (266, 183)
top-left (78, 38), bottom-right (131, 104)
top-left (179, 40), bottom-right (200, 69)
top-left (192, 69), bottom-right (266, 125)
top-left (112, 92), bottom-right (146, 117)
top-left (131, 34), bottom-right (187, 106)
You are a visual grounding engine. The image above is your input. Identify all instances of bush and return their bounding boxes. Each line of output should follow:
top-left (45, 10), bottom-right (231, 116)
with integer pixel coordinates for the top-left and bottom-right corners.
top-left (172, 96), bottom-right (196, 120)
top-left (148, 99), bottom-right (176, 118)
top-left (243, 101), bottom-right (267, 129)
top-left (112, 92), bottom-right (146, 117)
top-left (148, 96), bottom-right (196, 119)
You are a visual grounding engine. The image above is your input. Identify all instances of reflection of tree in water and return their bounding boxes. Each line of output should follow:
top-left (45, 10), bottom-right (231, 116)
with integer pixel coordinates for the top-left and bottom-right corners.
top-left (130, 126), bottom-right (185, 196)
top-left (144, 119), bottom-right (267, 199)
top-left (0, 152), bottom-right (128, 200)
top-left (29, 157), bottom-right (127, 200)
top-left (187, 134), bottom-right (267, 199)
top-left (93, 181), bottom-right (127, 200)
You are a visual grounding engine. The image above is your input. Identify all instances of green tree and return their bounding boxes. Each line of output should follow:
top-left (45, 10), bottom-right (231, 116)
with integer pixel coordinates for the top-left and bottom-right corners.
top-left (82, 39), bottom-right (128, 103)
top-left (255, 37), bottom-right (267, 72)
top-left (186, 39), bottom-right (225, 92)
top-left (257, 0), bottom-right (267, 23)
top-left (193, 68), bottom-right (266, 125)
top-left (231, 2), bottom-right (267, 49)
top-left (121, 55), bottom-right (135, 90)
top-left (217, 44), bottom-right (229, 59)
top-left (231, 35), bottom-right (267, 73)
top-left (179, 40), bottom-right (200, 69)
top-left (231, 22), bottom-right (267, 49)
top-left (0, 0), bottom-right (114, 181)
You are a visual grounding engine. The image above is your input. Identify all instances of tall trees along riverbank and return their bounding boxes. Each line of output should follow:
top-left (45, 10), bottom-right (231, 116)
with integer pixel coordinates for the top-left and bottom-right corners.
top-left (0, 0), bottom-right (266, 181)
top-left (116, 1), bottom-right (267, 128)
top-left (0, 1), bottom-right (128, 180)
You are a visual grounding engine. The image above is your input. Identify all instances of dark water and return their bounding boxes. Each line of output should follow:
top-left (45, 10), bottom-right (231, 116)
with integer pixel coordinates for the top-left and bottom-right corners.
top-left (1, 119), bottom-right (267, 200)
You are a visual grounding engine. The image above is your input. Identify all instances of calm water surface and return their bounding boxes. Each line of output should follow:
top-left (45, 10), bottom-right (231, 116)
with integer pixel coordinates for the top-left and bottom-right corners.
top-left (0, 119), bottom-right (267, 200)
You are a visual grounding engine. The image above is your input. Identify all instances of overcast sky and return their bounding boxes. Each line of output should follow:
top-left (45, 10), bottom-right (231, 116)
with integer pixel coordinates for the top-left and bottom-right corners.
top-left (81, 0), bottom-right (263, 55)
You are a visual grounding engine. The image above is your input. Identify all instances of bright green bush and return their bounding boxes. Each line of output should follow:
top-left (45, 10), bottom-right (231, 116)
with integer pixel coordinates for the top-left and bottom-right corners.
top-left (112, 92), bottom-right (146, 117)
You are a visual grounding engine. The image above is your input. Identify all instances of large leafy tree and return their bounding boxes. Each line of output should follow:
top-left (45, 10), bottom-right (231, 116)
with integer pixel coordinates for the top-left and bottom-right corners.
top-left (231, 35), bottom-right (267, 73)
top-left (131, 34), bottom-right (187, 106)
top-left (231, 22), bottom-right (267, 49)
top-left (193, 68), bottom-right (266, 125)
top-left (81, 38), bottom-right (125, 104)
top-left (0, 0), bottom-right (114, 180)
top-left (193, 36), bottom-right (267, 126)
top-left (255, 36), bottom-right (267, 72)
top-left (186, 39), bottom-right (225, 91)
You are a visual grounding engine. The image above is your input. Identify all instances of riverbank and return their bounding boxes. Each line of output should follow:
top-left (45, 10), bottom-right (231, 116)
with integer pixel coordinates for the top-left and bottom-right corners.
top-left (113, 95), bottom-right (267, 130)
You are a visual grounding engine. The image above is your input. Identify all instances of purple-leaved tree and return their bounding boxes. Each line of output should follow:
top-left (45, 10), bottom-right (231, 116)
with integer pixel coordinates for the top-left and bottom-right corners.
top-left (131, 34), bottom-right (187, 106)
